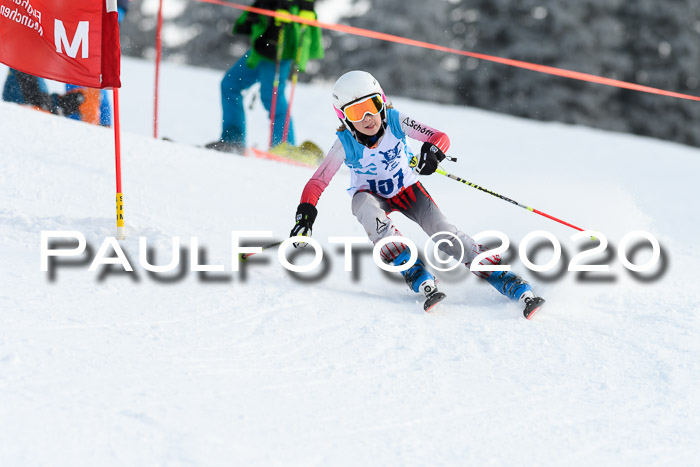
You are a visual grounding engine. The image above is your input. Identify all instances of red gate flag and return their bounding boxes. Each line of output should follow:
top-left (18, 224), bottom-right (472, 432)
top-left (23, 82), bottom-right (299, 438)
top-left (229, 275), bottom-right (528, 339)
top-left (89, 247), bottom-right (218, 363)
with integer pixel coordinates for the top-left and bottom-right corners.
top-left (0, 0), bottom-right (121, 88)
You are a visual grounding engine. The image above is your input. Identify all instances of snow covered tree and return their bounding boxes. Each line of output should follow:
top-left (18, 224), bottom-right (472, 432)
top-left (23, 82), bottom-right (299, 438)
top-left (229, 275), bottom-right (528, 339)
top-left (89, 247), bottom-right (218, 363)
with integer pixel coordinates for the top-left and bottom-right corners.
top-left (118, 0), bottom-right (700, 147)
top-left (319, 0), bottom-right (454, 103)
top-left (613, 0), bottom-right (700, 146)
top-left (446, 0), bottom-right (700, 145)
top-left (119, 0), bottom-right (250, 69)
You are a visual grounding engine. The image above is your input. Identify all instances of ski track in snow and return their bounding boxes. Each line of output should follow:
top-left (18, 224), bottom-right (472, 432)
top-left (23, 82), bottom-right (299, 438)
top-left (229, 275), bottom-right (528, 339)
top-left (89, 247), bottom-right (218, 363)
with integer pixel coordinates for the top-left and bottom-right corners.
top-left (1, 59), bottom-right (700, 466)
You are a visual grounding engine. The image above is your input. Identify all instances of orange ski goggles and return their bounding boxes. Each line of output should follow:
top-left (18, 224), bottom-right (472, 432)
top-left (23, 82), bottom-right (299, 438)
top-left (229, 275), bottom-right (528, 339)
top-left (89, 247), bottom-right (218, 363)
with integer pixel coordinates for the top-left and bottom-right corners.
top-left (340, 94), bottom-right (385, 122)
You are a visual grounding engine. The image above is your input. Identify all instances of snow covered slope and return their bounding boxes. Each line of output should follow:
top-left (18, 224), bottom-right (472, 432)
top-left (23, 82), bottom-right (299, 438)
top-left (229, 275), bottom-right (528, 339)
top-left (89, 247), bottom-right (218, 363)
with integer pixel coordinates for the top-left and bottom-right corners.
top-left (1, 58), bottom-right (699, 466)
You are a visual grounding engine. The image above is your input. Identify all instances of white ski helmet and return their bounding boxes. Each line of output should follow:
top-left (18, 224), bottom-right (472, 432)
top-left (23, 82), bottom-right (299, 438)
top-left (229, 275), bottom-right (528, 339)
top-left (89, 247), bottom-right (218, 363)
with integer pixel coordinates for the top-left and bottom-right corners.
top-left (332, 70), bottom-right (387, 120)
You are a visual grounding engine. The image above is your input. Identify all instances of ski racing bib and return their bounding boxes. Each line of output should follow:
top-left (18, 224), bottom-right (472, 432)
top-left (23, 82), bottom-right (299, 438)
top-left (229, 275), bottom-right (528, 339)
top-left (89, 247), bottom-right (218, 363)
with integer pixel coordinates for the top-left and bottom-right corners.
top-left (337, 108), bottom-right (419, 198)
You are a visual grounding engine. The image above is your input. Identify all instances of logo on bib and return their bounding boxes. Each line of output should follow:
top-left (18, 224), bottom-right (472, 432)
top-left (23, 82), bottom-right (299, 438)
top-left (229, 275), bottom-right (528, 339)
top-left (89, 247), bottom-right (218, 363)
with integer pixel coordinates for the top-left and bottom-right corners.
top-left (378, 141), bottom-right (402, 171)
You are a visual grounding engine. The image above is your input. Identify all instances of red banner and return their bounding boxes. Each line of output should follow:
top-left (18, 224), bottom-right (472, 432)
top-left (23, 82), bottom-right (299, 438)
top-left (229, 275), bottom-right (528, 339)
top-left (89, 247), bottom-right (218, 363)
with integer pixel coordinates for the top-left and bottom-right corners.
top-left (0, 0), bottom-right (121, 88)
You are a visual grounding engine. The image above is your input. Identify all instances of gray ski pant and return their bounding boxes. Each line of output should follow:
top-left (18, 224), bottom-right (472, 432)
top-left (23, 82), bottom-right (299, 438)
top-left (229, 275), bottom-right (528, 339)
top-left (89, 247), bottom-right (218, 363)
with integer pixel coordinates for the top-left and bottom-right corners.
top-left (351, 182), bottom-right (491, 269)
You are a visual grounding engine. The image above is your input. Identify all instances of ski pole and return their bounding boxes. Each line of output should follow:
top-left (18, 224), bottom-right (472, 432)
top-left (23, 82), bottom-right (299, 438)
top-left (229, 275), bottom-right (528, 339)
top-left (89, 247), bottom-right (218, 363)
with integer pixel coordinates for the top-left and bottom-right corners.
top-left (411, 155), bottom-right (590, 233)
top-left (268, 26), bottom-right (286, 150)
top-left (434, 166), bottom-right (589, 233)
top-left (282, 26), bottom-right (307, 143)
top-left (239, 241), bottom-right (283, 261)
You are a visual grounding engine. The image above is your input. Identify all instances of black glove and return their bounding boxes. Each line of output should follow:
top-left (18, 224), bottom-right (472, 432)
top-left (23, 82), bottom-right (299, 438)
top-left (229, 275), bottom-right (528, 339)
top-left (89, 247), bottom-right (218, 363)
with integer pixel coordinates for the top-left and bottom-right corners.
top-left (415, 142), bottom-right (446, 175)
top-left (289, 202), bottom-right (317, 248)
top-left (53, 92), bottom-right (85, 116)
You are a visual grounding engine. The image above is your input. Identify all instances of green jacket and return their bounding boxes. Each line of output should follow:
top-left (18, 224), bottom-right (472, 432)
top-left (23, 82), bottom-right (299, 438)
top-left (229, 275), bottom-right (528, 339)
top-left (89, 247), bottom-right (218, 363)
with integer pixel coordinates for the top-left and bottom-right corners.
top-left (234, 0), bottom-right (324, 72)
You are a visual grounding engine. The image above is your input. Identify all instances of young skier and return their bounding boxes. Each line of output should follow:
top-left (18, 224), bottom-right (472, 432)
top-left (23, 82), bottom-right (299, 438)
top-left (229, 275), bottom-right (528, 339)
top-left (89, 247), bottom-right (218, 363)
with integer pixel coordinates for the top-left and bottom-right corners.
top-left (288, 70), bottom-right (544, 318)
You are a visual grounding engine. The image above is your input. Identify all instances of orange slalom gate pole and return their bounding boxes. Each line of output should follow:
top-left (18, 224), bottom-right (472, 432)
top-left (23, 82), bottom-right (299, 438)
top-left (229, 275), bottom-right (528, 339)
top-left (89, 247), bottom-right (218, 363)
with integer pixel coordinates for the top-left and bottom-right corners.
top-left (281, 62), bottom-right (298, 144)
top-left (153, 0), bottom-right (164, 139)
top-left (113, 88), bottom-right (125, 240)
top-left (282, 26), bottom-right (307, 143)
top-left (268, 27), bottom-right (286, 149)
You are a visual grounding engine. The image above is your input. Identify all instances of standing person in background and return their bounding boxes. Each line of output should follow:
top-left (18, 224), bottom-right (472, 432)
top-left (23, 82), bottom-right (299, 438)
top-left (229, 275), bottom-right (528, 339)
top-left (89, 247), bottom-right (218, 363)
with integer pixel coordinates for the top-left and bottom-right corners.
top-left (2, 69), bottom-right (85, 117)
top-left (206, 0), bottom-right (324, 153)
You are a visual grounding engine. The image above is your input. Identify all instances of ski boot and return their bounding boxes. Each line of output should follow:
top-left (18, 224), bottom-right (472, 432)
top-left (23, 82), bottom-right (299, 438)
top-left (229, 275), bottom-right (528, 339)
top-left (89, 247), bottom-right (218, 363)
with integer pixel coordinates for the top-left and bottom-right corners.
top-left (486, 271), bottom-right (545, 319)
top-left (522, 295), bottom-right (545, 320)
top-left (393, 250), bottom-right (446, 312)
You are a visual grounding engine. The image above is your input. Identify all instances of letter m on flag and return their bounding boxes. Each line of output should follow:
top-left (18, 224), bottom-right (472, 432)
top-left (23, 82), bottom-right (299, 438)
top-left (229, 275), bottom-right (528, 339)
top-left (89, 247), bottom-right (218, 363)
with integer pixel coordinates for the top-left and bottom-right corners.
top-left (0, 0), bottom-right (121, 88)
top-left (54, 20), bottom-right (90, 59)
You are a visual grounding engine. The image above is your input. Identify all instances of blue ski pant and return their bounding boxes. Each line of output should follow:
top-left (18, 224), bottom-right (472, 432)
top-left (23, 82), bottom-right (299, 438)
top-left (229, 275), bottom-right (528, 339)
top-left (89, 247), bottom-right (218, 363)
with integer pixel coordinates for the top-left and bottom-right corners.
top-left (2, 69), bottom-right (49, 103)
top-left (220, 51), bottom-right (295, 147)
top-left (66, 84), bottom-right (111, 126)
